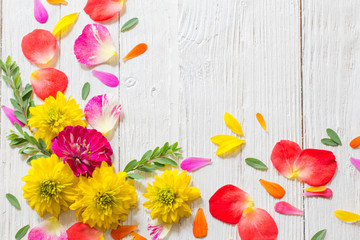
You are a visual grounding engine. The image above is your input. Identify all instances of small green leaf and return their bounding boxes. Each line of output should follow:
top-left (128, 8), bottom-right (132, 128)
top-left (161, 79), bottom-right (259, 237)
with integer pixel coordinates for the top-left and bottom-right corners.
top-left (10, 138), bottom-right (27, 146)
top-left (14, 122), bottom-right (24, 133)
top-left (121, 17), bottom-right (139, 32)
top-left (126, 173), bottom-right (143, 180)
top-left (326, 128), bottom-right (342, 145)
top-left (139, 150), bottom-right (153, 164)
top-left (245, 158), bottom-right (268, 170)
top-left (123, 159), bottom-right (138, 172)
top-left (82, 82), bottom-right (90, 100)
top-left (5, 193), bottom-right (20, 209)
top-left (311, 229), bottom-right (327, 240)
top-left (38, 138), bottom-right (47, 149)
top-left (171, 142), bottom-right (178, 151)
top-left (27, 155), bottom-right (47, 165)
top-left (150, 147), bottom-right (160, 159)
top-left (321, 138), bottom-right (338, 146)
top-left (137, 166), bottom-right (156, 172)
top-left (153, 157), bottom-right (178, 166)
top-left (15, 225), bottom-right (30, 240)
top-left (13, 111), bottom-right (27, 124)
top-left (7, 133), bottom-right (19, 141)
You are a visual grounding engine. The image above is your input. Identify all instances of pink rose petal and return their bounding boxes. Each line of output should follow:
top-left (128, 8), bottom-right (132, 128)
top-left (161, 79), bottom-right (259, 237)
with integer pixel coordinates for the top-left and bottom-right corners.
top-left (74, 24), bottom-right (116, 66)
top-left (85, 94), bottom-right (121, 137)
top-left (350, 157), bottom-right (360, 171)
top-left (274, 201), bottom-right (303, 216)
top-left (28, 217), bottom-right (68, 240)
top-left (92, 70), bottom-right (119, 87)
top-left (147, 219), bottom-right (172, 240)
top-left (34, 0), bottom-right (48, 24)
top-left (2, 106), bottom-right (25, 126)
top-left (180, 157), bottom-right (211, 171)
top-left (303, 188), bottom-right (333, 198)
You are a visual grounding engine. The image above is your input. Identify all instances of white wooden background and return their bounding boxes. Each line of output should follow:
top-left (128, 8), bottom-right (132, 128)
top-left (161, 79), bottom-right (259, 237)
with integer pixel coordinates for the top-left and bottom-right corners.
top-left (1, 0), bottom-right (360, 239)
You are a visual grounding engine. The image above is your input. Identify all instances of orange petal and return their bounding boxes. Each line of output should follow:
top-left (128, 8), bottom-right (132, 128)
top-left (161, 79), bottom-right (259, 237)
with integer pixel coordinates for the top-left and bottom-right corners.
top-left (123, 43), bottom-right (148, 61)
top-left (350, 136), bottom-right (360, 148)
top-left (304, 186), bottom-right (326, 193)
top-left (193, 208), bottom-right (208, 238)
top-left (256, 113), bottom-right (267, 130)
top-left (111, 225), bottom-right (138, 239)
top-left (259, 179), bottom-right (285, 199)
top-left (131, 232), bottom-right (147, 240)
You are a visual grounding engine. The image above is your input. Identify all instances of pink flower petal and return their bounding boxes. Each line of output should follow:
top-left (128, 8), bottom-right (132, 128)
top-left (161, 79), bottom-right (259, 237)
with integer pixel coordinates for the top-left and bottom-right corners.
top-left (303, 188), bottom-right (333, 198)
top-left (92, 70), bottom-right (119, 87)
top-left (274, 201), bottom-right (303, 216)
top-left (147, 219), bottom-right (172, 240)
top-left (350, 157), bottom-right (360, 171)
top-left (1, 106), bottom-right (25, 126)
top-left (74, 24), bottom-right (116, 66)
top-left (34, 0), bottom-right (48, 24)
top-left (84, 94), bottom-right (121, 137)
top-left (67, 222), bottom-right (103, 240)
top-left (28, 217), bottom-right (68, 240)
top-left (180, 157), bottom-right (211, 171)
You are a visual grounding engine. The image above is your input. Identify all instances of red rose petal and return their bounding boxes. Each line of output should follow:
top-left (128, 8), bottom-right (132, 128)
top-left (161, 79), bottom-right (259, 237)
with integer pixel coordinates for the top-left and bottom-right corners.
top-left (21, 29), bottom-right (58, 65)
top-left (84, 0), bottom-right (124, 22)
top-left (209, 184), bottom-right (252, 224)
top-left (67, 222), bottom-right (103, 240)
top-left (237, 207), bottom-right (278, 240)
top-left (271, 140), bottom-right (302, 178)
top-left (30, 68), bottom-right (68, 100)
top-left (294, 149), bottom-right (337, 186)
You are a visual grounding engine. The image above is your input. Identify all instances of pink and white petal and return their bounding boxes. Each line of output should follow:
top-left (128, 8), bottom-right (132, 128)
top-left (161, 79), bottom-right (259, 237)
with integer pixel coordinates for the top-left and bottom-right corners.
top-left (271, 140), bottom-right (302, 178)
top-left (34, 0), bottom-right (48, 24)
top-left (180, 157), bottom-right (211, 171)
top-left (350, 157), bottom-right (360, 171)
top-left (2, 106), bottom-right (25, 126)
top-left (209, 184), bottom-right (253, 224)
top-left (274, 201), bottom-right (303, 216)
top-left (237, 207), bottom-right (278, 240)
top-left (74, 24), bottom-right (116, 66)
top-left (67, 222), bottom-right (103, 240)
top-left (294, 149), bottom-right (337, 186)
top-left (28, 217), bottom-right (68, 240)
top-left (92, 70), bottom-right (119, 87)
top-left (147, 218), bottom-right (173, 240)
top-left (85, 94), bottom-right (121, 136)
top-left (84, 0), bottom-right (124, 22)
top-left (303, 188), bottom-right (333, 198)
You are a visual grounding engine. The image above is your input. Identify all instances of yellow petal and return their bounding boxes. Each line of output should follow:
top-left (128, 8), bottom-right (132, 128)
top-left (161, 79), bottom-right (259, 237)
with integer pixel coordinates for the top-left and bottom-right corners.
top-left (334, 210), bottom-right (360, 223)
top-left (52, 12), bottom-right (79, 39)
top-left (304, 186), bottom-right (327, 193)
top-left (47, 0), bottom-right (68, 4)
top-left (215, 137), bottom-right (245, 156)
top-left (224, 112), bottom-right (243, 136)
top-left (211, 134), bottom-right (239, 145)
top-left (256, 113), bottom-right (267, 130)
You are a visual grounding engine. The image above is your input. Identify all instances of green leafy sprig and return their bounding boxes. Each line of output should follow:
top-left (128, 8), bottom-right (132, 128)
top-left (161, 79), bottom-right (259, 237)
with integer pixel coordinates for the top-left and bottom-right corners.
top-left (124, 142), bottom-right (182, 180)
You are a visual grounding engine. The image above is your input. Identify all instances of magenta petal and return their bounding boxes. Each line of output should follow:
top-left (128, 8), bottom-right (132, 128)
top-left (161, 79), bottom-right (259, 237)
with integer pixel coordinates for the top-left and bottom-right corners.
top-left (28, 217), bottom-right (68, 240)
top-left (303, 188), bottom-right (333, 198)
top-left (180, 157), bottom-right (211, 171)
top-left (274, 201), bottom-right (303, 216)
top-left (34, 0), bottom-right (48, 24)
top-left (2, 106), bottom-right (25, 126)
top-left (350, 157), bottom-right (360, 171)
top-left (92, 70), bottom-right (119, 87)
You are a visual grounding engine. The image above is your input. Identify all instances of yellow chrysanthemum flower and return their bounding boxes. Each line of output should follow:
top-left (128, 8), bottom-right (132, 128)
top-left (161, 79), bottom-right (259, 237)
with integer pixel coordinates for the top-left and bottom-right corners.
top-left (143, 169), bottom-right (201, 224)
top-left (22, 154), bottom-right (78, 217)
top-left (70, 162), bottom-right (137, 231)
top-left (28, 91), bottom-right (86, 149)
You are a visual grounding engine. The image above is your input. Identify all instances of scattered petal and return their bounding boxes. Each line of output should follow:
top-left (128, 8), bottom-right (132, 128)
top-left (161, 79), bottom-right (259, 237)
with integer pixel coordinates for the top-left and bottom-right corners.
top-left (274, 201), bottom-right (303, 216)
top-left (237, 207), bottom-right (278, 240)
top-left (85, 94), bottom-right (121, 137)
top-left (303, 188), bottom-right (333, 198)
top-left (180, 157), bottom-right (211, 171)
top-left (66, 222), bottom-right (104, 240)
top-left (209, 184), bottom-right (253, 224)
top-left (34, 0), bottom-right (48, 24)
top-left (350, 136), bottom-right (360, 148)
top-left (147, 219), bottom-right (172, 240)
top-left (47, 0), bottom-right (68, 4)
top-left (256, 113), bottom-right (267, 130)
top-left (245, 158), bottom-right (268, 170)
top-left (2, 106), bottom-right (25, 126)
top-left (210, 135), bottom-right (245, 156)
top-left (224, 112), bottom-right (243, 136)
top-left (53, 12), bottom-right (79, 39)
top-left (111, 225), bottom-right (137, 239)
top-left (334, 210), bottom-right (360, 223)
top-left (82, 82), bottom-right (90, 100)
top-left (311, 229), bottom-right (327, 240)
top-left (271, 140), bottom-right (302, 178)
top-left (28, 217), bottom-right (68, 240)
top-left (131, 232), bottom-right (147, 240)
top-left (74, 24), bottom-right (116, 66)
top-left (123, 43), bottom-right (148, 61)
top-left (21, 29), bottom-right (58, 65)
top-left (30, 68), bottom-right (68, 100)
top-left (92, 70), bottom-right (119, 87)
top-left (193, 208), bottom-right (208, 238)
top-left (350, 157), bottom-right (360, 171)
top-left (259, 179), bottom-right (285, 199)
top-left (121, 18), bottom-right (139, 32)
top-left (304, 186), bottom-right (327, 193)
top-left (84, 0), bottom-right (124, 22)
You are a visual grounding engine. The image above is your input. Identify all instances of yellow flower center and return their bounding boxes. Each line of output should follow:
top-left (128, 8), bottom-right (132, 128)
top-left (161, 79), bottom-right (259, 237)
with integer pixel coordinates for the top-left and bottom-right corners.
top-left (40, 180), bottom-right (60, 200)
top-left (47, 108), bottom-right (64, 131)
top-left (158, 189), bottom-right (175, 205)
top-left (96, 192), bottom-right (114, 211)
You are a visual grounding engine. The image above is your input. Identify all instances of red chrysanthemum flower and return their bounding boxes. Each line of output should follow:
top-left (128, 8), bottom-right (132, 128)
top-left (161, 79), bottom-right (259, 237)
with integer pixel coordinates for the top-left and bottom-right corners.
top-left (52, 125), bottom-right (113, 177)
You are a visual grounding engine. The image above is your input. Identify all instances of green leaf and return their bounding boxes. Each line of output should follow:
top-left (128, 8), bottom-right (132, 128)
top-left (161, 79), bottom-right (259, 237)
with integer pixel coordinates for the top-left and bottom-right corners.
top-left (14, 122), bottom-right (24, 133)
top-left (2, 75), bottom-right (12, 85)
top-left (10, 138), bottom-right (27, 146)
top-left (159, 142), bottom-right (169, 155)
top-left (0, 60), bottom-right (6, 72)
top-left (321, 138), bottom-right (338, 146)
top-left (153, 157), bottom-right (178, 166)
top-left (326, 128), bottom-right (342, 145)
top-left (13, 111), bottom-right (27, 124)
top-left (82, 82), bottom-right (90, 100)
top-left (27, 155), bottom-right (47, 165)
top-left (5, 56), bottom-right (12, 66)
top-left (171, 142), bottom-right (178, 151)
top-left (19, 146), bottom-right (39, 155)
top-left (5, 193), bottom-right (21, 209)
top-left (38, 138), bottom-right (47, 150)
top-left (139, 150), bottom-right (153, 164)
top-left (121, 17), bottom-right (139, 32)
top-left (150, 147), bottom-right (160, 159)
top-left (245, 158), bottom-right (268, 170)
top-left (311, 229), bottom-right (327, 240)
top-left (123, 159), bottom-right (138, 172)
top-left (10, 98), bottom-right (22, 112)
top-left (137, 166), bottom-right (156, 172)
top-left (15, 225), bottom-right (30, 240)
top-left (126, 173), bottom-right (143, 180)
top-left (7, 133), bottom-right (19, 141)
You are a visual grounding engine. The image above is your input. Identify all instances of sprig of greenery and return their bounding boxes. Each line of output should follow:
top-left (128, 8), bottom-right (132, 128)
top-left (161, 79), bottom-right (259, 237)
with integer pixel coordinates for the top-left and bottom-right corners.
top-left (124, 142), bottom-right (182, 180)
